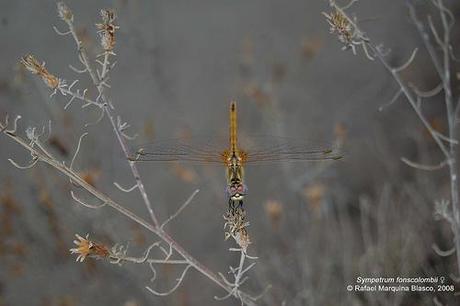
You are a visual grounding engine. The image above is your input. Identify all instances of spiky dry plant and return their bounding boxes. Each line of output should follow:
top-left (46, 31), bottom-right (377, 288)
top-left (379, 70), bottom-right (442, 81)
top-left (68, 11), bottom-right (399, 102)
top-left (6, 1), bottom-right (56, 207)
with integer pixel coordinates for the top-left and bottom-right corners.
top-left (1, 2), bottom-right (265, 305)
top-left (324, 1), bottom-right (460, 302)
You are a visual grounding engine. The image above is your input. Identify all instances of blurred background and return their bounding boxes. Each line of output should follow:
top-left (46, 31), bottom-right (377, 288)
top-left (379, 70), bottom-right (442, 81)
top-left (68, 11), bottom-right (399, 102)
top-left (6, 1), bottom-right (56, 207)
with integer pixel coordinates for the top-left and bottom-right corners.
top-left (0, 0), bottom-right (459, 305)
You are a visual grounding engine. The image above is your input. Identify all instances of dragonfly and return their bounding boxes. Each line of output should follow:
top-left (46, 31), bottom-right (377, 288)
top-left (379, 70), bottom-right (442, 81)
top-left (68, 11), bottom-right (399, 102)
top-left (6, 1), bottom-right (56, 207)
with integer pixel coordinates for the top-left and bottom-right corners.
top-left (131, 101), bottom-right (342, 209)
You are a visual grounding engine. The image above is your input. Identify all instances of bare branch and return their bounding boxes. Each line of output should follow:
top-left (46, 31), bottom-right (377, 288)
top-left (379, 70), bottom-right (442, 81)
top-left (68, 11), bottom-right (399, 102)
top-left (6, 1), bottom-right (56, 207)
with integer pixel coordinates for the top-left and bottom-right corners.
top-left (240, 262), bottom-right (257, 275)
top-left (6, 115), bottom-right (22, 134)
top-left (67, 79), bottom-right (78, 90)
top-left (247, 285), bottom-right (272, 301)
top-left (59, 87), bottom-right (100, 109)
top-left (117, 116), bottom-right (138, 140)
top-left (428, 16), bottom-right (444, 48)
top-left (0, 115), bottom-right (9, 134)
top-left (147, 259), bottom-right (188, 265)
top-left (433, 131), bottom-right (457, 144)
top-left (64, 95), bottom-right (76, 110)
top-left (161, 189), bottom-right (200, 230)
top-left (218, 272), bottom-right (234, 287)
top-left (371, 45), bottom-right (451, 158)
top-left (378, 88), bottom-right (402, 111)
top-left (159, 242), bottom-right (173, 261)
top-left (70, 190), bottom-right (107, 209)
top-left (8, 156), bottom-right (39, 169)
top-left (58, 12), bottom-right (160, 226)
top-left (408, 82), bottom-right (443, 98)
top-left (69, 64), bottom-right (87, 74)
top-left (341, 0), bottom-right (358, 11)
top-left (146, 264), bottom-right (193, 296)
top-left (84, 108), bottom-right (105, 127)
top-left (215, 249), bottom-right (258, 304)
top-left (111, 241), bottom-right (160, 264)
top-left (431, 0), bottom-right (455, 29)
top-left (113, 181), bottom-right (138, 193)
top-left (393, 48), bottom-right (418, 73)
top-left (52, 25), bottom-right (72, 36)
top-left (70, 132), bottom-right (88, 170)
top-left (401, 157), bottom-right (449, 171)
top-left (408, 4), bottom-right (443, 74)
top-left (215, 288), bottom-right (235, 301)
top-left (432, 243), bottom-right (456, 257)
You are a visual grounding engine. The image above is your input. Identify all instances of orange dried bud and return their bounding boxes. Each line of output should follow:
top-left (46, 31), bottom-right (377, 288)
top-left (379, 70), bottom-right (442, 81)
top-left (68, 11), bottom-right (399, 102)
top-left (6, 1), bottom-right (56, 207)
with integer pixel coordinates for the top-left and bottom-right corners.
top-left (70, 234), bottom-right (109, 262)
top-left (20, 55), bottom-right (59, 89)
top-left (96, 9), bottom-right (119, 52)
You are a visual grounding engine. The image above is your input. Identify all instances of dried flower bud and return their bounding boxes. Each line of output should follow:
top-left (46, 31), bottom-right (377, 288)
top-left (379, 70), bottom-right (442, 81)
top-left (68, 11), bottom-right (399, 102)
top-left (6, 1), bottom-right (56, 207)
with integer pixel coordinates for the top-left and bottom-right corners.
top-left (57, 2), bottom-right (73, 22)
top-left (99, 30), bottom-right (115, 51)
top-left (223, 204), bottom-right (251, 251)
top-left (20, 55), bottom-right (60, 89)
top-left (21, 54), bottom-right (44, 75)
top-left (96, 9), bottom-right (119, 52)
top-left (100, 9), bottom-right (115, 24)
top-left (234, 228), bottom-right (251, 252)
top-left (322, 10), bottom-right (353, 47)
top-left (70, 234), bottom-right (110, 262)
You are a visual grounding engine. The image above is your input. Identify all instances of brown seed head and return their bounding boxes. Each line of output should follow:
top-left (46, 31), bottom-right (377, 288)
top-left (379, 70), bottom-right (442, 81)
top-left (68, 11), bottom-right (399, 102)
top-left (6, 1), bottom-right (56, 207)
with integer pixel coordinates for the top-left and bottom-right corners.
top-left (323, 10), bottom-right (353, 46)
top-left (96, 9), bottom-right (119, 52)
top-left (20, 55), bottom-right (59, 89)
top-left (70, 234), bottom-right (109, 262)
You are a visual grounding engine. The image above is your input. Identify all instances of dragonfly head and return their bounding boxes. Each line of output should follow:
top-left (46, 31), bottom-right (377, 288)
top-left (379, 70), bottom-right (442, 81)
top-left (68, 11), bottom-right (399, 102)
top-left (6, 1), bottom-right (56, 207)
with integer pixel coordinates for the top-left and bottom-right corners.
top-left (227, 182), bottom-right (247, 201)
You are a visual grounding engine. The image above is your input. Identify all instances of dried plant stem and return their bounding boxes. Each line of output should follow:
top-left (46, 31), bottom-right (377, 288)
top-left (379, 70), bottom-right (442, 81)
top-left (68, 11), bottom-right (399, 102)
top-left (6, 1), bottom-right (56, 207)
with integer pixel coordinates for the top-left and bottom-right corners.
top-left (328, 0), bottom-right (460, 277)
top-left (215, 248), bottom-right (258, 302)
top-left (60, 13), bottom-right (160, 228)
top-left (7, 3), bottom-right (263, 303)
top-left (0, 123), bottom-right (257, 306)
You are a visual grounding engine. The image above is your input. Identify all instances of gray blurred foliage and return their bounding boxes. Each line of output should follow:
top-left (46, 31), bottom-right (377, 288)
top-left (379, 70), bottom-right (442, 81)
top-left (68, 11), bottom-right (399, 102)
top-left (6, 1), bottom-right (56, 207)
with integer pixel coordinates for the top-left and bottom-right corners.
top-left (0, 0), bottom-right (459, 305)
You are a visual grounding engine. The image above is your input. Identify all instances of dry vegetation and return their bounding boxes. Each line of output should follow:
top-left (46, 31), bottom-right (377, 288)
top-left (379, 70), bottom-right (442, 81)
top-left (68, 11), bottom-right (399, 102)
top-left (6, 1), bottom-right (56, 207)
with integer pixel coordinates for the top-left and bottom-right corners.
top-left (1, 0), bottom-right (460, 305)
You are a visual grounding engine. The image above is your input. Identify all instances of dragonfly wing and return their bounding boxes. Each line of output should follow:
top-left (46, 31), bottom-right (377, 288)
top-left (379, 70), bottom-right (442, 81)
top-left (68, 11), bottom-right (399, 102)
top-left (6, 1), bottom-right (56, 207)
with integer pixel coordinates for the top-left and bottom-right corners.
top-left (130, 137), bottom-right (226, 163)
top-left (130, 135), bottom-right (342, 163)
top-left (238, 135), bottom-right (343, 164)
